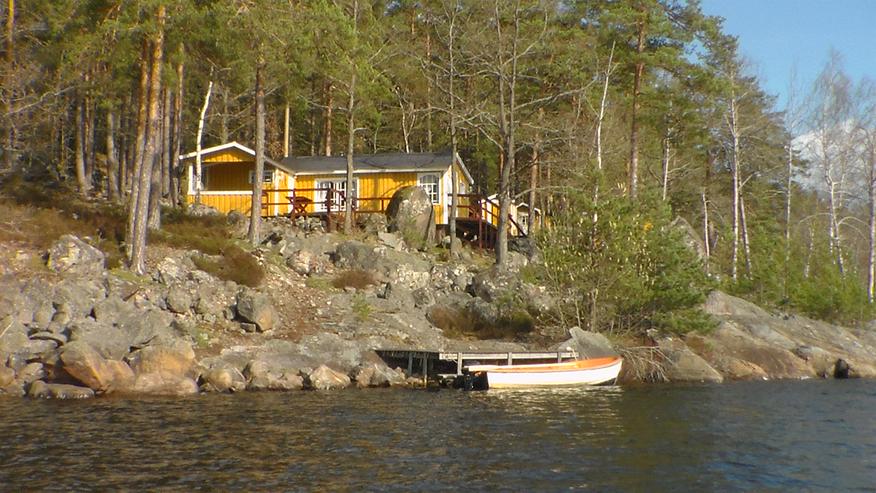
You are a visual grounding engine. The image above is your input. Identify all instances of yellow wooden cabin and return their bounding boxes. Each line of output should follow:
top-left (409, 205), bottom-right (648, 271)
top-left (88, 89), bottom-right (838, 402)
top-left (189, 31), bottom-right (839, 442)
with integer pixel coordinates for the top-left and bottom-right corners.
top-left (181, 142), bottom-right (297, 216)
top-left (181, 143), bottom-right (477, 228)
top-left (279, 152), bottom-right (474, 226)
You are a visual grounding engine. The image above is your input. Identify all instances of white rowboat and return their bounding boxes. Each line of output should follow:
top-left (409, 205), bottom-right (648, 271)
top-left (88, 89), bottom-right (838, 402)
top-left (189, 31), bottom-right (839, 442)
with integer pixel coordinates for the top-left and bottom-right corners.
top-left (465, 356), bottom-right (623, 389)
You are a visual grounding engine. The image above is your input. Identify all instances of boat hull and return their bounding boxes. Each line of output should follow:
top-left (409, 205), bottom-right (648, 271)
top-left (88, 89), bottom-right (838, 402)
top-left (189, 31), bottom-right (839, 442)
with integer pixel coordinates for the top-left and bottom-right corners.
top-left (466, 357), bottom-right (622, 390)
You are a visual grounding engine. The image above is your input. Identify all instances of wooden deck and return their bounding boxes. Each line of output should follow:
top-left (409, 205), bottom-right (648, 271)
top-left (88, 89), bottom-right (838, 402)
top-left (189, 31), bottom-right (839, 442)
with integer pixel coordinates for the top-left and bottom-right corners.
top-left (376, 349), bottom-right (579, 381)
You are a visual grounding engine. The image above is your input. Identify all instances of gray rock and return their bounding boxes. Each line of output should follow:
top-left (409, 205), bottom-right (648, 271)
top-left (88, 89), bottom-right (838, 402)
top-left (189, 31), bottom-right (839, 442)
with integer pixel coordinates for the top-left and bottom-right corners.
top-left (353, 362), bottom-right (406, 388)
top-left (555, 327), bottom-right (617, 358)
top-left (0, 316), bottom-right (29, 355)
top-left (200, 367), bottom-right (247, 393)
top-left (377, 232), bottom-right (405, 251)
top-left (28, 381), bottom-right (95, 399)
top-left (130, 372), bottom-right (199, 396)
top-left (385, 186), bottom-right (436, 250)
top-left (31, 302), bottom-right (55, 330)
top-left (165, 286), bottom-right (193, 315)
top-left (658, 337), bottom-right (724, 383)
top-left (16, 362), bottom-right (46, 386)
top-left (236, 289), bottom-right (277, 332)
top-left (307, 364), bottom-right (351, 390)
top-left (155, 256), bottom-right (192, 285)
top-left (244, 359), bottom-right (305, 391)
top-left (0, 365), bottom-right (14, 387)
top-left (285, 249), bottom-right (329, 276)
top-left (46, 235), bottom-right (105, 276)
top-left (127, 339), bottom-right (195, 378)
top-left (240, 323), bottom-right (258, 333)
top-left (29, 331), bottom-right (67, 346)
top-left (187, 203), bottom-right (220, 217)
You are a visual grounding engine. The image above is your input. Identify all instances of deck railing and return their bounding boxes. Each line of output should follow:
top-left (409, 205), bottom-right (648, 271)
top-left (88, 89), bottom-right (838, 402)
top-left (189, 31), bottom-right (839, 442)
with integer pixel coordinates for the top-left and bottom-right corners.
top-left (259, 187), bottom-right (527, 242)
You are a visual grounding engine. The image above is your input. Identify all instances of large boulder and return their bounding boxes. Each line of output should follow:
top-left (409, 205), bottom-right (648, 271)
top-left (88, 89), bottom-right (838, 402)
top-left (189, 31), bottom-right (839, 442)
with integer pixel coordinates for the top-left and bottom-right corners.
top-left (28, 381), bottom-right (95, 399)
top-left (165, 286), bottom-right (194, 314)
top-left (127, 339), bottom-right (196, 378)
top-left (657, 337), bottom-right (724, 383)
top-left (60, 341), bottom-right (135, 392)
top-left (555, 327), bottom-right (617, 358)
top-left (307, 364), bottom-right (351, 390)
top-left (0, 316), bottom-right (29, 355)
top-left (353, 362), bottom-right (406, 388)
top-left (46, 235), bottom-right (105, 276)
top-left (130, 372), bottom-right (199, 396)
top-left (0, 366), bottom-right (15, 387)
top-left (244, 359), bottom-right (305, 391)
top-left (236, 289), bottom-right (276, 332)
top-left (199, 366), bottom-right (247, 393)
top-left (385, 186), bottom-right (435, 250)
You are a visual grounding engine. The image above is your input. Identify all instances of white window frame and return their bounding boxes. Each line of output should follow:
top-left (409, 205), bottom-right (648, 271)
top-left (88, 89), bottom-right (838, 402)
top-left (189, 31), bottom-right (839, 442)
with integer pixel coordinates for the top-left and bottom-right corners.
top-left (314, 178), bottom-right (358, 212)
top-left (417, 173), bottom-right (440, 205)
top-left (248, 169), bottom-right (274, 184)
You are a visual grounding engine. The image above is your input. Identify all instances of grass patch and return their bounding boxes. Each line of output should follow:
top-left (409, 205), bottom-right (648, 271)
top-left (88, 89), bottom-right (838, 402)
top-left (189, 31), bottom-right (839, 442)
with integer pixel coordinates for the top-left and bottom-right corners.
top-left (305, 276), bottom-right (335, 291)
top-left (427, 304), bottom-right (535, 341)
top-left (192, 245), bottom-right (265, 287)
top-left (352, 293), bottom-right (372, 322)
top-left (332, 269), bottom-right (377, 290)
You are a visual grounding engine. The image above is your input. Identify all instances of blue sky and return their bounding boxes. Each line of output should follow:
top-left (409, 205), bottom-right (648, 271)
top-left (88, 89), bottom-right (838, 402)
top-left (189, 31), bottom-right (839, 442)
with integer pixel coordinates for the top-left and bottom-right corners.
top-left (700, 0), bottom-right (876, 110)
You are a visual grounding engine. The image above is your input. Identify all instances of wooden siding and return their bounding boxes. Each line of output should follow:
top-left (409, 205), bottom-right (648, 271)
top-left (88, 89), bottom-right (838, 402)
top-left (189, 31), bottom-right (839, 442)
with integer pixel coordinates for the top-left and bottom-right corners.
top-left (202, 149), bottom-right (251, 163)
top-left (204, 162), bottom-right (251, 191)
top-left (293, 172), bottom-right (421, 216)
top-left (186, 193), bottom-right (252, 214)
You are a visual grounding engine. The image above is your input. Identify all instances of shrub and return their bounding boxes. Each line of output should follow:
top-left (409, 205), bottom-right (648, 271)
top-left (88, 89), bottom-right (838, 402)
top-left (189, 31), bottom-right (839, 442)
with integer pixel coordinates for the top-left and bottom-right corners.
top-left (534, 191), bottom-right (712, 336)
top-left (332, 269), bottom-right (377, 290)
top-left (192, 245), bottom-right (265, 287)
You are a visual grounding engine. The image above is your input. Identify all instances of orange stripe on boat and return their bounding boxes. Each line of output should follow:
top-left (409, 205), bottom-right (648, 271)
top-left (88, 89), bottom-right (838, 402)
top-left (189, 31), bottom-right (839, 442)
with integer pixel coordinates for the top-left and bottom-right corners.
top-left (486, 357), bottom-right (621, 373)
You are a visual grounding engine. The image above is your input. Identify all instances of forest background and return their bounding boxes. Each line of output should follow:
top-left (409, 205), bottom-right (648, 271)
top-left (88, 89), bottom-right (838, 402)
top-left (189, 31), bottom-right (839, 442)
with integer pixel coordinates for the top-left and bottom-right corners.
top-left (3, 0), bottom-right (876, 337)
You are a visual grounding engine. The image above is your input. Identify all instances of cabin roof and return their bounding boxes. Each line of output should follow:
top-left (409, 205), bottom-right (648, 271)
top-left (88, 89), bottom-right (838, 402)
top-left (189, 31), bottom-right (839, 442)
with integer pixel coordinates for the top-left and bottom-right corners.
top-left (179, 141), bottom-right (289, 172)
top-left (281, 152), bottom-right (474, 184)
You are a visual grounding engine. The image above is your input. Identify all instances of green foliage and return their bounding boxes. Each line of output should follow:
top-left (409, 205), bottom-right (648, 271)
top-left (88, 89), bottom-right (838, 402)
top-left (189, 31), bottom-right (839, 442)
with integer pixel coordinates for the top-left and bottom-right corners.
top-left (192, 246), bottom-right (265, 288)
top-left (535, 190), bottom-right (713, 335)
top-left (351, 293), bottom-right (372, 322)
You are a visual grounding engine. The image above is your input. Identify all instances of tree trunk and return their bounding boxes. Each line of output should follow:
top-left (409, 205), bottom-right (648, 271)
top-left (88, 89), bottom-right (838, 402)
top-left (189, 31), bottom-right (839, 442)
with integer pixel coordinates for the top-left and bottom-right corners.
top-left (74, 98), bottom-right (90, 196)
top-left (865, 159), bottom-right (875, 302)
top-left (170, 55), bottom-right (183, 206)
top-left (106, 110), bottom-right (120, 201)
top-left (661, 135), bottom-right (671, 201)
top-left (3, 0), bottom-right (13, 170)
top-left (729, 96), bottom-right (741, 282)
top-left (126, 43), bottom-right (150, 255)
top-left (147, 91), bottom-right (164, 231)
top-left (283, 104), bottom-right (290, 157)
top-left (594, 42), bottom-right (613, 225)
top-left (425, 27), bottom-right (433, 151)
top-left (628, 10), bottom-right (646, 199)
top-left (129, 5), bottom-right (165, 275)
top-left (195, 78), bottom-right (213, 205)
top-left (323, 81), bottom-right (333, 156)
top-left (84, 90), bottom-right (95, 192)
top-left (448, 3), bottom-right (459, 256)
top-left (248, 61), bottom-right (266, 246)
top-left (344, 73), bottom-right (356, 235)
top-left (740, 195), bottom-right (752, 278)
top-left (161, 87), bottom-right (171, 198)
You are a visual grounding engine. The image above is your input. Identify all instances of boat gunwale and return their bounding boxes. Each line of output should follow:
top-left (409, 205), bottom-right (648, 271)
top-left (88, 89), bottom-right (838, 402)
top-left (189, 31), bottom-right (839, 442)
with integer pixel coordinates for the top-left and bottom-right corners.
top-left (466, 357), bottom-right (622, 374)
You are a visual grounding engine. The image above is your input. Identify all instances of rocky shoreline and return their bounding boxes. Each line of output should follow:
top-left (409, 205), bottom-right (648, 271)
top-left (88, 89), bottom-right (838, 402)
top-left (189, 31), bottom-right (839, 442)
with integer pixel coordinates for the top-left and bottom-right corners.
top-left (2, 214), bottom-right (876, 400)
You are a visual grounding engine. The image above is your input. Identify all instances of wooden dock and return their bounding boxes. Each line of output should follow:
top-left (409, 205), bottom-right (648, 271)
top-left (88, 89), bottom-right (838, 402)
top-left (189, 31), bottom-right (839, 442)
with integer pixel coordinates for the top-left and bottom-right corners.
top-left (376, 349), bottom-right (579, 382)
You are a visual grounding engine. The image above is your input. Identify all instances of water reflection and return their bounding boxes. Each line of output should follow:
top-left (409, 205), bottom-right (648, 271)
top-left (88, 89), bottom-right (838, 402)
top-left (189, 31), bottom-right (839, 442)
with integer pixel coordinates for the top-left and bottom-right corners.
top-left (0, 381), bottom-right (874, 491)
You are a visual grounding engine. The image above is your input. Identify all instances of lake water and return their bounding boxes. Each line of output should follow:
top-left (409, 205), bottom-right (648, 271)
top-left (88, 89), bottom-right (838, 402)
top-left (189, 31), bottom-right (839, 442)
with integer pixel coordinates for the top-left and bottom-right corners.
top-left (1, 380), bottom-right (874, 491)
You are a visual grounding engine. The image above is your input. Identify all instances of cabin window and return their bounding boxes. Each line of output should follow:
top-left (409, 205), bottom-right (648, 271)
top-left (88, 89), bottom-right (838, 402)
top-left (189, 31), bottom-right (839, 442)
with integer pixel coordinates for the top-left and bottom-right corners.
top-left (248, 169), bottom-right (274, 184)
top-left (315, 178), bottom-right (358, 211)
top-left (418, 173), bottom-right (440, 204)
